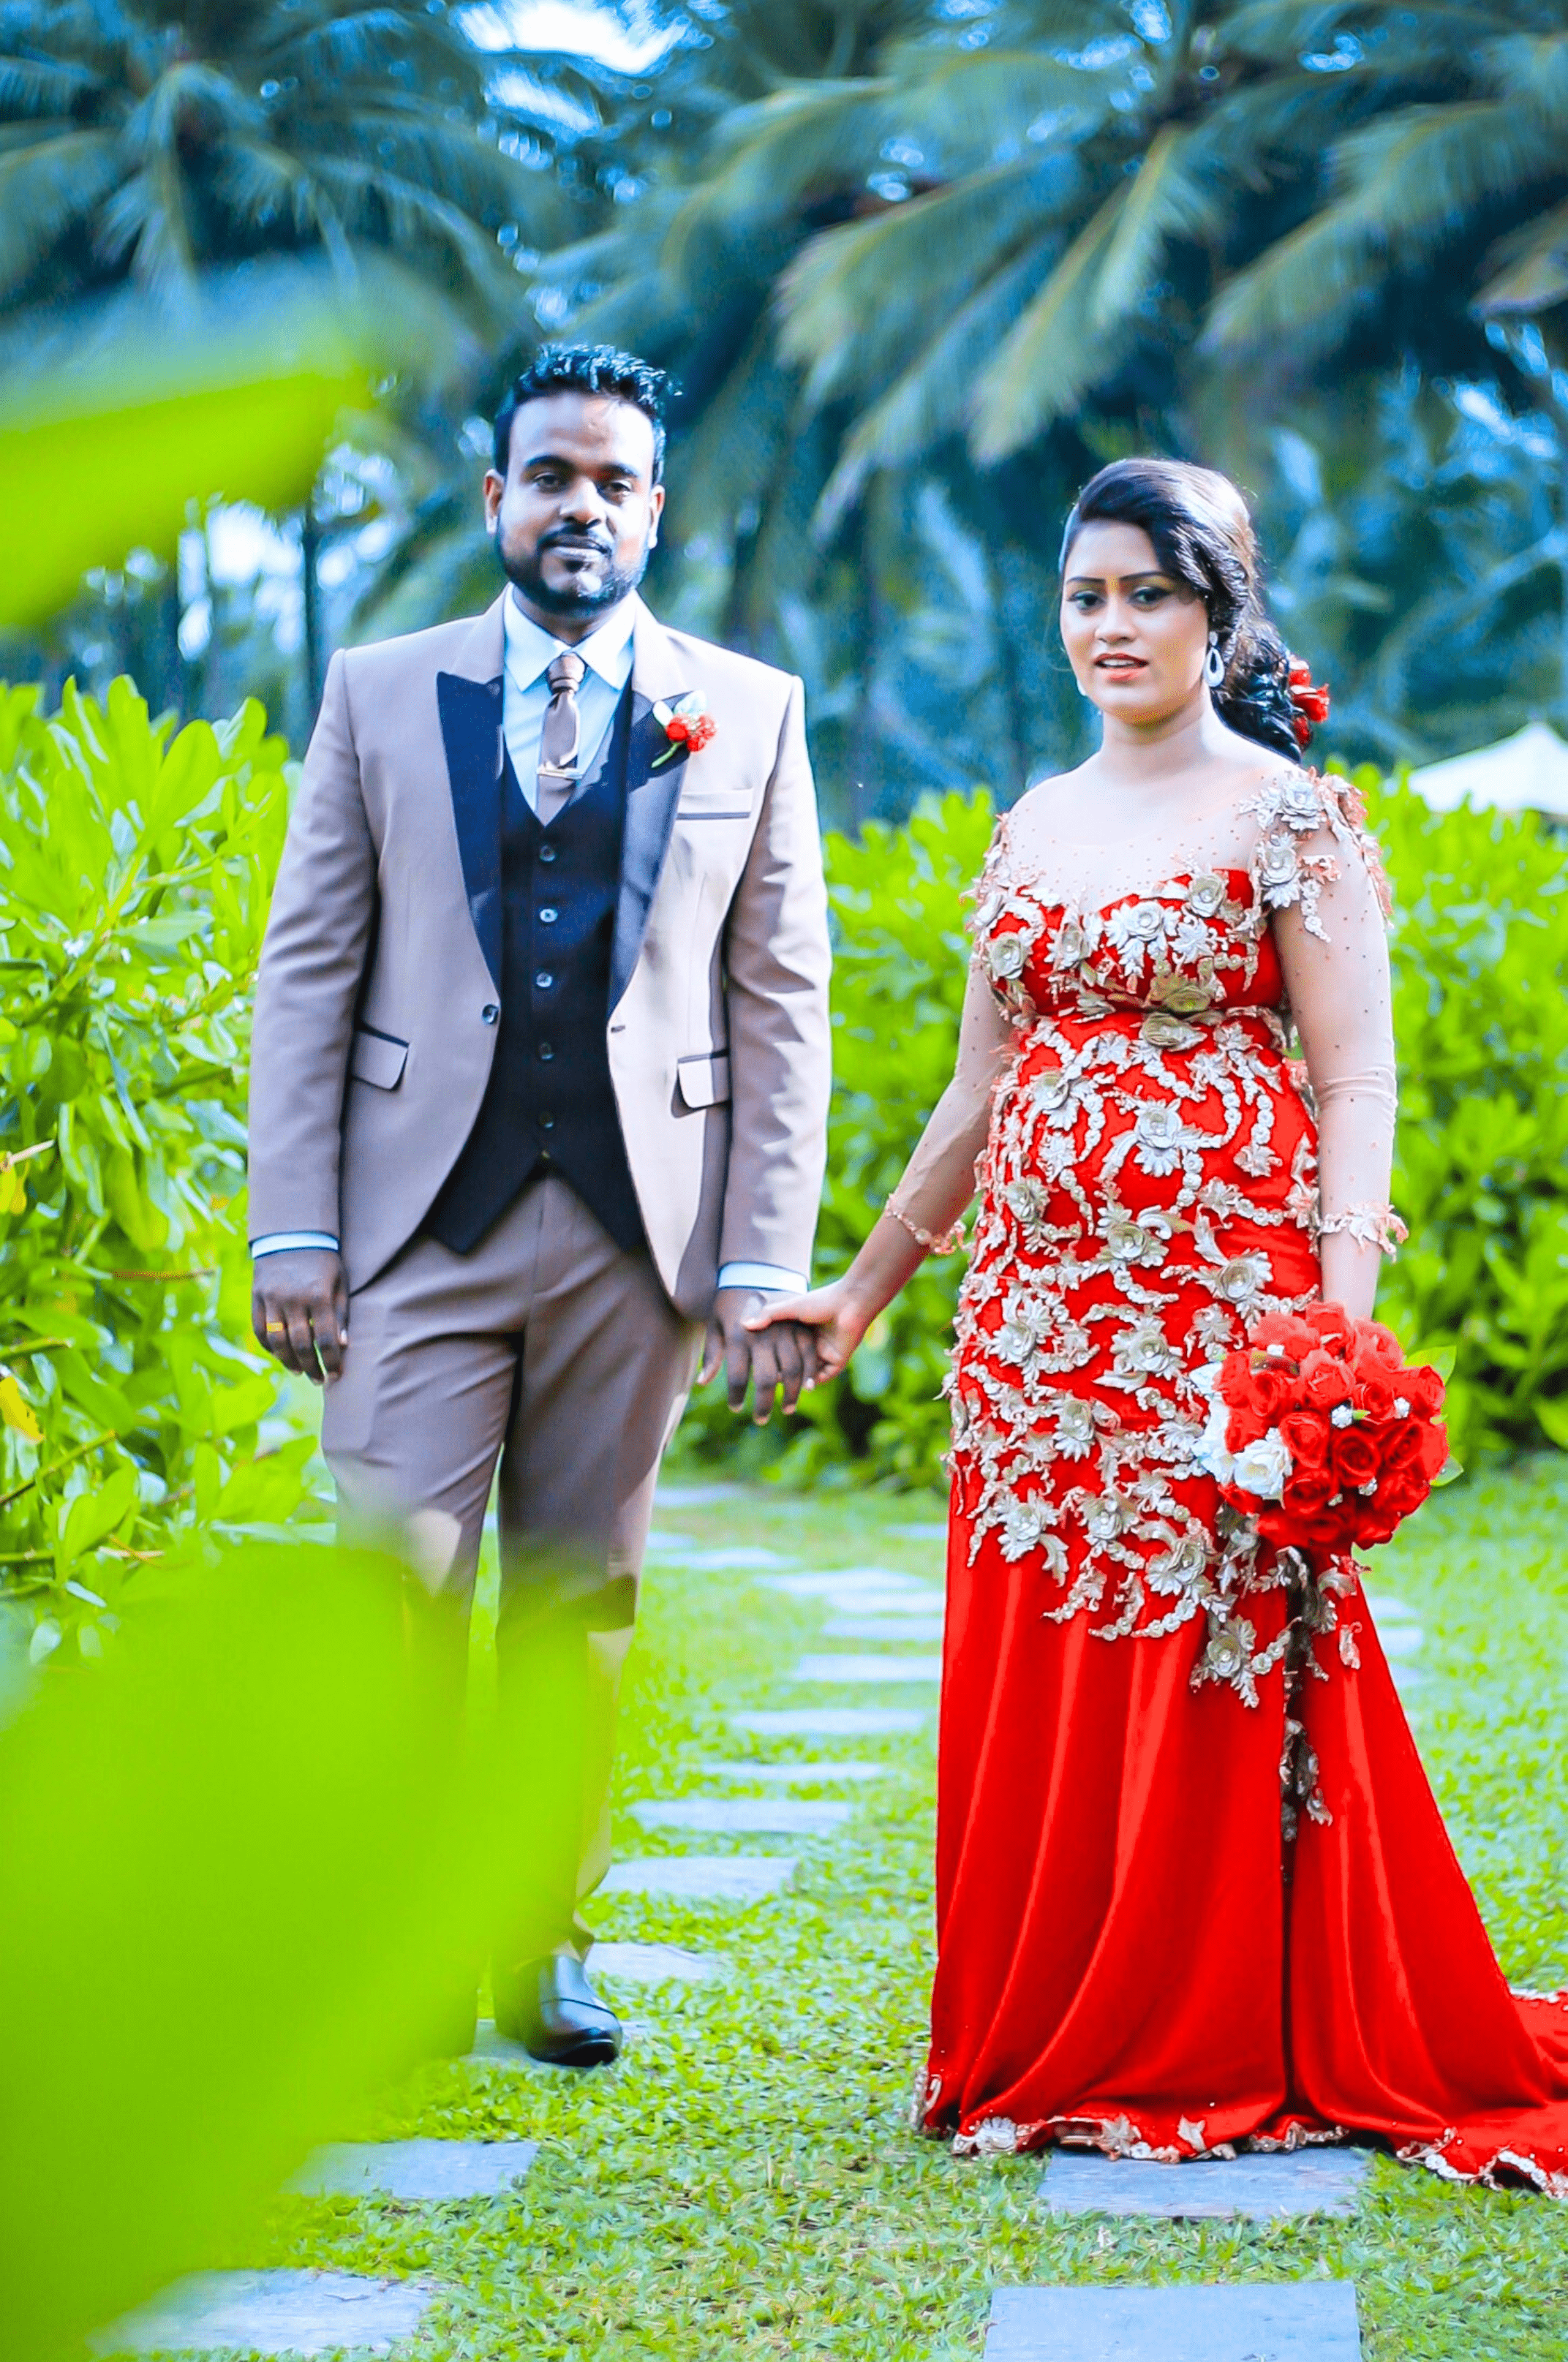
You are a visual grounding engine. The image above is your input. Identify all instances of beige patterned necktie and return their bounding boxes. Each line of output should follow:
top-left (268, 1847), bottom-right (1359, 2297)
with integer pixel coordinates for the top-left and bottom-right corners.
top-left (535, 649), bottom-right (587, 825)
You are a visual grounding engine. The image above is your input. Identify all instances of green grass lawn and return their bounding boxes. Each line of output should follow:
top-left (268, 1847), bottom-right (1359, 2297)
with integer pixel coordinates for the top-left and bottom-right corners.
top-left (263, 1458), bottom-right (1568, 2361)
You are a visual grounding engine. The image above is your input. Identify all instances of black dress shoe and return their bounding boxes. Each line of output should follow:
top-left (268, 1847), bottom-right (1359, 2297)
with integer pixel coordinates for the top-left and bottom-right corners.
top-left (494, 1955), bottom-right (622, 2067)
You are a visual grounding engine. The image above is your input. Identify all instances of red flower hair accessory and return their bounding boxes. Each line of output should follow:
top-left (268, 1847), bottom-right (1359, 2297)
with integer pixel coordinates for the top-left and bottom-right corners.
top-left (1287, 657), bottom-right (1331, 751)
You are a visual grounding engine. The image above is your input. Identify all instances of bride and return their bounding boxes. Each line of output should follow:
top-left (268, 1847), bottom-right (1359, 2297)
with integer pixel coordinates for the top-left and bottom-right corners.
top-left (751, 458), bottom-right (1568, 2192)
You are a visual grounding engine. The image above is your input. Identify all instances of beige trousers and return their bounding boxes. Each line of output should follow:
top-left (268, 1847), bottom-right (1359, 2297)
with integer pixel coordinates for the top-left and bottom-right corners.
top-left (322, 1173), bottom-right (701, 1970)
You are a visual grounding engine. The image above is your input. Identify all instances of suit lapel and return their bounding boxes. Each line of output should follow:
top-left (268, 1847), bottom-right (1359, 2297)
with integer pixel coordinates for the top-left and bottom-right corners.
top-left (436, 599), bottom-right (507, 991)
top-left (611, 603), bottom-right (691, 1012)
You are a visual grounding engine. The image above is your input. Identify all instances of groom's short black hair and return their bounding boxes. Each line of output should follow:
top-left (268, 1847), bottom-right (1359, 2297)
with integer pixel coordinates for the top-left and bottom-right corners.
top-left (493, 344), bottom-right (671, 482)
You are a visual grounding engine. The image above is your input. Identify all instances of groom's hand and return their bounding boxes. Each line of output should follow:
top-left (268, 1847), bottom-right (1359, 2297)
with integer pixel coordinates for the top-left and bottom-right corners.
top-left (252, 1248), bottom-right (350, 1384)
top-left (701, 1287), bottom-right (817, 1424)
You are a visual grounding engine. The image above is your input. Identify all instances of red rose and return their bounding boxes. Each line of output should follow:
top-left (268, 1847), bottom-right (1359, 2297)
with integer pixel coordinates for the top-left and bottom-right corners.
top-left (1247, 1367), bottom-right (1296, 1422)
top-left (1332, 1427), bottom-right (1379, 1487)
top-left (1379, 1420), bottom-right (1425, 1474)
top-left (1216, 1351), bottom-right (1254, 1409)
top-left (1354, 1371), bottom-right (1397, 1420)
top-left (1300, 1352), bottom-right (1353, 1409)
top-left (1362, 1321), bottom-right (1405, 1367)
top-left (1281, 1471), bottom-right (1335, 1514)
top-left (1404, 1366), bottom-right (1445, 1416)
top-left (1278, 1410), bottom-right (1330, 1471)
top-left (1224, 1401), bottom-right (1272, 1449)
top-left (1251, 1310), bottom-right (1316, 1364)
top-left (1416, 1419), bottom-right (1451, 1477)
top-left (1303, 1303), bottom-right (1354, 1353)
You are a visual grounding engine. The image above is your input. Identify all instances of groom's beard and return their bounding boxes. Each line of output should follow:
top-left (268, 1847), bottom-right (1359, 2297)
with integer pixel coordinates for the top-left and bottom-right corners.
top-left (501, 525), bottom-right (651, 623)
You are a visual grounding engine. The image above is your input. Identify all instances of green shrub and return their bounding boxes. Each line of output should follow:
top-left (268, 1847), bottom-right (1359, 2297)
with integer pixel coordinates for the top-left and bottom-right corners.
top-left (674, 772), bottom-right (1568, 1488)
top-left (1368, 771), bottom-right (1568, 1463)
top-left (0, 679), bottom-right (314, 1657)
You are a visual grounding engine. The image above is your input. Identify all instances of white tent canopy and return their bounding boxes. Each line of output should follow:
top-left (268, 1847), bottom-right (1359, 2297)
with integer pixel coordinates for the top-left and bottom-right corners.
top-left (1410, 720), bottom-right (1568, 817)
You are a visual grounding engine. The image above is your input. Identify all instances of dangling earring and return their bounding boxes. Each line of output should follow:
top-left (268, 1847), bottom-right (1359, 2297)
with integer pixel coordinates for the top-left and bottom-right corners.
top-left (1205, 633), bottom-right (1226, 689)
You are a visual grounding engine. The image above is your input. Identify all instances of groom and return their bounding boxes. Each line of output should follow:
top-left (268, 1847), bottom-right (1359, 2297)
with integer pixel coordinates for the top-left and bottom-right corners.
top-left (247, 344), bottom-right (831, 2064)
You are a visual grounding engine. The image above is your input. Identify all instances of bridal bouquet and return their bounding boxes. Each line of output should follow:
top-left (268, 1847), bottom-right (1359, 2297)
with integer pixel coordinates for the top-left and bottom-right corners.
top-left (1194, 1302), bottom-right (1449, 1556)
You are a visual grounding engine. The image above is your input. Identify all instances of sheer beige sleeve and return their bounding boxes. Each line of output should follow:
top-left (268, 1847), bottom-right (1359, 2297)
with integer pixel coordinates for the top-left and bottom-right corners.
top-left (1251, 772), bottom-right (1401, 1321)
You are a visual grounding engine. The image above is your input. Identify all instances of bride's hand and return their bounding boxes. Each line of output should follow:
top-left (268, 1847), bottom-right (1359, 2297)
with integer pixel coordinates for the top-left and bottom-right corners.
top-left (745, 1278), bottom-right (874, 1386)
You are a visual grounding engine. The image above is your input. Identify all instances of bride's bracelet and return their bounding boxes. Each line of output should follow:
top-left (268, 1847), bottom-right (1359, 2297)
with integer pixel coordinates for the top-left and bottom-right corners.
top-left (1318, 1203), bottom-right (1409, 1258)
top-left (884, 1196), bottom-right (967, 1256)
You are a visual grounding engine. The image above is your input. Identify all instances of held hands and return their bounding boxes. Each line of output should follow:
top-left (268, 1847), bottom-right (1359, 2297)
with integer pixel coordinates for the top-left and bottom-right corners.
top-left (740, 1278), bottom-right (874, 1396)
top-left (252, 1248), bottom-right (349, 1384)
top-left (699, 1286), bottom-right (827, 1425)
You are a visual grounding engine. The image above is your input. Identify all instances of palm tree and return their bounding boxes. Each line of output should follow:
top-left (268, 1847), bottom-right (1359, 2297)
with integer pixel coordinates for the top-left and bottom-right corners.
top-left (0, 0), bottom-right (572, 312)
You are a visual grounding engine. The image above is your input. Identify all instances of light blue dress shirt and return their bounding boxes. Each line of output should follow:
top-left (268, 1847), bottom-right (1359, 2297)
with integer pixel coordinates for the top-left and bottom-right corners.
top-left (253, 589), bottom-right (804, 1292)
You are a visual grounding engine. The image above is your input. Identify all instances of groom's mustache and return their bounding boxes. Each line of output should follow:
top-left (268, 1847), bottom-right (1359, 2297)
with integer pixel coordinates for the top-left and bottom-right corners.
top-left (540, 527), bottom-right (613, 557)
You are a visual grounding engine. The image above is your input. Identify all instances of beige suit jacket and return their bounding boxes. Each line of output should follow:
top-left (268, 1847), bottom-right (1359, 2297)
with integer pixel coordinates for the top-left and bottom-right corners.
top-left (247, 593), bottom-right (832, 1317)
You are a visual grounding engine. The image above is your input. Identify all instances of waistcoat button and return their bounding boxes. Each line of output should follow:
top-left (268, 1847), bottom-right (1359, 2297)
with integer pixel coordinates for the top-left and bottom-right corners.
top-left (538, 1042), bottom-right (554, 1061)
top-left (539, 906), bottom-right (559, 924)
top-left (535, 970), bottom-right (554, 991)
top-left (539, 1112), bottom-right (555, 1130)
top-left (481, 1003), bottom-right (499, 1025)
top-left (539, 843), bottom-right (558, 864)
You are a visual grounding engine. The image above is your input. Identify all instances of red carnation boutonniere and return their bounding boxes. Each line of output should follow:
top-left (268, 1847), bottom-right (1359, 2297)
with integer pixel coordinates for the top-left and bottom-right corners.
top-left (652, 691), bottom-right (717, 766)
top-left (1288, 657), bottom-right (1332, 752)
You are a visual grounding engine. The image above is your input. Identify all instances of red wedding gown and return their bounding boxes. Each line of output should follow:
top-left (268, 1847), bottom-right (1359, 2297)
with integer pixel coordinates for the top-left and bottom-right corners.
top-left (919, 771), bottom-right (1568, 2193)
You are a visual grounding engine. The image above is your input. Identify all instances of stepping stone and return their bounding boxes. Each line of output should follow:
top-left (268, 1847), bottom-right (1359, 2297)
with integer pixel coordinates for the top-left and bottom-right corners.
top-left (671, 1546), bottom-right (795, 1570)
top-left (691, 1759), bottom-right (889, 1783)
top-left (290, 2139), bottom-right (536, 2201)
top-left (764, 1567), bottom-right (937, 1597)
top-left (1363, 1591), bottom-right (1412, 1618)
top-left (732, 1708), bottom-right (927, 1736)
top-left (1377, 1623), bottom-right (1424, 1660)
top-left (984, 2282), bottom-right (1361, 2361)
top-left (629, 1796), bottom-right (852, 1835)
top-left (590, 1939), bottom-right (718, 1984)
top-left (656, 1482), bottom-right (740, 1505)
top-left (1040, 2146), bottom-right (1371, 2219)
top-left (824, 1615), bottom-right (945, 1641)
top-left (794, 1653), bottom-right (942, 1684)
top-left (97, 2269), bottom-right (433, 2356)
top-left (602, 1854), bottom-right (797, 1904)
top-left (642, 1530), bottom-right (696, 1556)
top-left (889, 1520), bottom-right (948, 1539)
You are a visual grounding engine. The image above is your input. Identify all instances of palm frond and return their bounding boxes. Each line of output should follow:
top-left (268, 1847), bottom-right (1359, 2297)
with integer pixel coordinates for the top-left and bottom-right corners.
top-left (970, 183), bottom-right (1130, 464)
top-left (777, 158), bottom-right (1072, 407)
top-left (1207, 100), bottom-right (1563, 354)
top-left (1090, 121), bottom-right (1226, 333)
top-left (815, 236), bottom-right (1053, 530)
top-left (0, 127), bottom-right (118, 292)
top-left (0, 52), bottom-right (98, 113)
top-left (1219, 1), bottom-right (1511, 67)
top-left (1476, 195), bottom-right (1568, 317)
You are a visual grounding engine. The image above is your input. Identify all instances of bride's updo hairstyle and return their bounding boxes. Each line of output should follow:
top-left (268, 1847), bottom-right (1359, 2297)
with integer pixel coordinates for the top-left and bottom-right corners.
top-left (1060, 459), bottom-right (1303, 761)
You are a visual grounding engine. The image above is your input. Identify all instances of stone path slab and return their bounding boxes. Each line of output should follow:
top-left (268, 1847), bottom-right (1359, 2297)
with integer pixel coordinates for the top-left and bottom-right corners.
top-left (655, 1483), bottom-right (741, 1506)
top-left (630, 1797), bottom-right (852, 1835)
top-left (602, 1854), bottom-right (797, 1904)
top-left (824, 1615), bottom-right (945, 1641)
top-left (672, 1546), bottom-right (796, 1570)
top-left (290, 2139), bottom-right (536, 2201)
top-left (732, 1708), bottom-right (927, 1737)
top-left (1040, 2147), bottom-right (1371, 2219)
top-left (794, 1653), bottom-right (942, 1684)
top-left (889, 1520), bottom-right (948, 1539)
top-left (642, 1531), bottom-right (696, 1556)
top-left (97, 2269), bottom-right (433, 2356)
top-left (1377, 1624), bottom-right (1424, 1660)
top-left (692, 1759), bottom-right (889, 1783)
top-left (1363, 1591), bottom-right (1412, 1618)
top-left (764, 1568), bottom-right (937, 1597)
top-left (984, 2282), bottom-right (1361, 2361)
top-left (590, 1939), bottom-right (718, 1983)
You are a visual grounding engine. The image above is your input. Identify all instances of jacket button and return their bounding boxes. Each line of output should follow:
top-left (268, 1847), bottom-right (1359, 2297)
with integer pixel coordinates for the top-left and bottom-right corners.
top-left (538, 1041), bottom-right (554, 1062)
top-left (538, 843), bottom-right (558, 864)
top-left (539, 1112), bottom-right (555, 1131)
top-left (481, 1003), bottom-right (499, 1025)
top-left (539, 906), bottom-right (559, 925)
top-left (535, 970), bottom-right (554, 990)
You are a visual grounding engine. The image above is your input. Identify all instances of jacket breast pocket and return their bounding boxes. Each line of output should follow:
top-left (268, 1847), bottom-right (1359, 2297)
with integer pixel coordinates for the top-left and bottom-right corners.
top-left (349, 1025), bottom-right (409, 1091)
top-left (676, 1050), bottom-right (731, 1110)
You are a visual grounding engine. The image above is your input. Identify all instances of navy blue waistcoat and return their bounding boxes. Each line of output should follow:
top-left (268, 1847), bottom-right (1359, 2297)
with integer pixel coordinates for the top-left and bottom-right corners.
top-left (425, 690), bottom-right (644, 1255)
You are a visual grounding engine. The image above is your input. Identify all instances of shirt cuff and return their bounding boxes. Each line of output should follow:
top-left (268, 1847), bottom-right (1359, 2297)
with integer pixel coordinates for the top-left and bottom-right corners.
top-left (251, 1231), bottom-right (340, 1257)
top-left (717, 1261), bottom-right (807, 1294)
